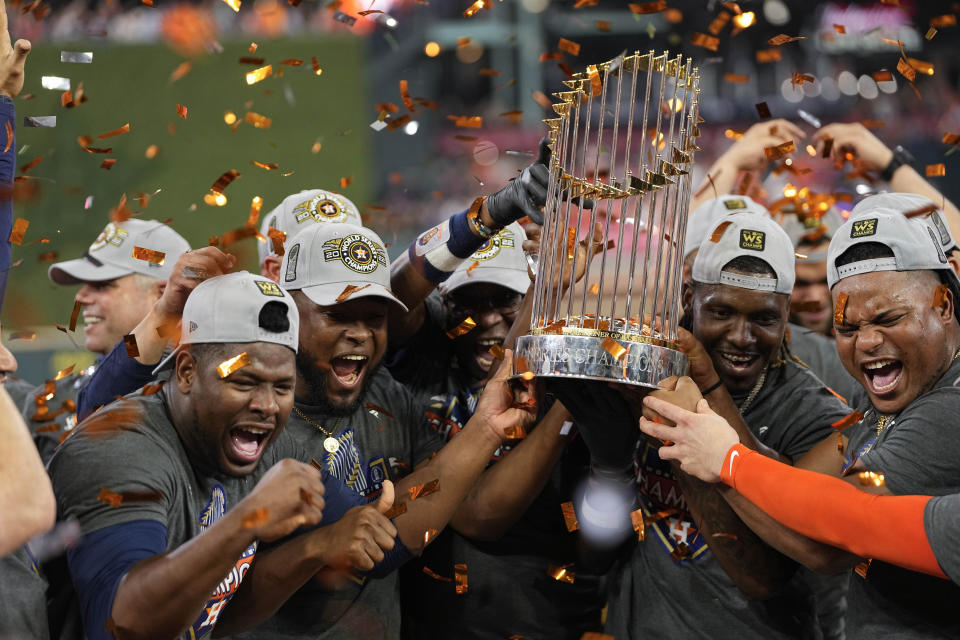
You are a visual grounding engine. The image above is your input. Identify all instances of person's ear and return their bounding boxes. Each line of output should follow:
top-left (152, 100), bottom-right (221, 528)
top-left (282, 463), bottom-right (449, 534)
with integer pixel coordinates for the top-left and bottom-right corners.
top-left (174, 349), bottom-right (199, 393)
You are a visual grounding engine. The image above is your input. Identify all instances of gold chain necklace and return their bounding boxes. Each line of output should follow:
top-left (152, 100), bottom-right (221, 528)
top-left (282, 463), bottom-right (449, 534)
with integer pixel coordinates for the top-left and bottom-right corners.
top-left (737, 367), bottom-right (767, 414)
top-left (876, 346), bottom-right (960, 436)
top-left (292, 406), bottom-right (340, 454)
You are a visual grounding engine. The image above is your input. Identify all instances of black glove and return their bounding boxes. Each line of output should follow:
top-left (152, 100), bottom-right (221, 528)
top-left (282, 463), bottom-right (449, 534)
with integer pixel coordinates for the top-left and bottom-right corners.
top-left (549, 378), bottom-right (639, 475)
top-left (485, 138), bottom-right (551, 226)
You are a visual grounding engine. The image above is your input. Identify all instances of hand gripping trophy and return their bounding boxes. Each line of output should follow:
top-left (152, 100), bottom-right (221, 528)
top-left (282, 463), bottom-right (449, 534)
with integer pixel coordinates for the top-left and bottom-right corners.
top-left (514, 50), bottom-right (701, 388)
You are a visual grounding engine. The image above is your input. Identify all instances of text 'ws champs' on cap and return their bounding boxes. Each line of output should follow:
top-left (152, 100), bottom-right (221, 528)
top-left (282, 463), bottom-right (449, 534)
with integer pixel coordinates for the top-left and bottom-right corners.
top-left (851, 192), bottom-right (959, 254)
top-left (49, 219), bottom-right (190, 285)
top-left (258, 189), bottom-right (363, 265)
top-left (281, 223), bottom-right (408, 312)
top-left (684, 194), bottom-right (770, 260)
top-left (828, 207), bottom-right (960, 296)
top-left (153, 271), bottom-right (300, 375)
top-left (692, 213), bottom-right (796, 295)
top-left (438, 222), bottom-right (530, 297)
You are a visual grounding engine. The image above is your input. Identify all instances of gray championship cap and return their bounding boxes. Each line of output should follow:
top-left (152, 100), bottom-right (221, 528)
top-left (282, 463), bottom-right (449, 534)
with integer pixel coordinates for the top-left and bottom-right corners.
top-left (258, 189), bottom-right (363, 265)
top-left (851, 192), bottom-right (959, 254)
top-left (684, 194), bottom-right (770, 260)
top-left (281, 222), bottom-right (408, 311)
top-left (49, 219), bottom-right (190, 285)
top-left (154, 271), bottom-right (300, 374)
top-left (781, 205), bottom-right (847, 253)
top-left (692, 213), bottom-right (796, 295)
top-left (438, 222), bottom-right (530, 297)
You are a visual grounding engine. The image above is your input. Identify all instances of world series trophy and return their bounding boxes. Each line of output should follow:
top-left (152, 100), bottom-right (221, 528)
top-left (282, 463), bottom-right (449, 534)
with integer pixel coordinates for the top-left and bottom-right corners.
top-left (514, 51), bottom-right (701, 388)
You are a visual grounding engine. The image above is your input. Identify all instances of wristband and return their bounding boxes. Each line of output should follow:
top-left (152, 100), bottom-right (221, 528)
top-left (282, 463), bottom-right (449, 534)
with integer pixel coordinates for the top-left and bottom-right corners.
top-left (880, 145), bottom-right (915, 182)
top-left (720, 443), bottom-right (751, 486)
top-left (466, 196), bottom-right (496, 239)
top-left (701, 379), bottom-right (724, 395)
top-left (406, 209), bottom-right (487, 284)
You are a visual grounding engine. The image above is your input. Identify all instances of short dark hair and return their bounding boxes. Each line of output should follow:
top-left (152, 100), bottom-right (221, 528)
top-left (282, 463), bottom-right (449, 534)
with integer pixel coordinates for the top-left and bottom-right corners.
top-left (721, 255), bottom-right (776, 277)
top-left (834, 242), bottom-right (894, 268)
top-left (258, 301), bottom-right (291, 334)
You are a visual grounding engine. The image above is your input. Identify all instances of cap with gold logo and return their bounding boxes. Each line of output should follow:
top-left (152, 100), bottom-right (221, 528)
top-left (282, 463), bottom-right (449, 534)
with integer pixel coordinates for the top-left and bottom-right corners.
top-left (692, 213), bottom-right (795, 295)
top-left (438, 222), bottom-right (530, 296)
top-left (683, 194), bottom-right (770, 260)
top-left (49, 219), bottom-right (190, 286)
top-left (258, 189), bottom-right (363, 266)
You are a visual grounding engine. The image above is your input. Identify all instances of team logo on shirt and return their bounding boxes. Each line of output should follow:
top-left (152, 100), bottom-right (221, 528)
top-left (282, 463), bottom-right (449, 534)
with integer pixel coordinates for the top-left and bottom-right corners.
top-left (471, 228), bottom-right (516, 262)
top-left (851, 218), bottom-right (878, 238)
top-left (293, 195), bottom-right (354, 224)
top-left (739, 229), bottom-right (766, 251)
top-left (323, 234), bottom-right (387, 274)
top-left (89, 223), bottom-right (128, 252)
top-left (317, 427), bottom-right (393, 497)
top-left (255, 280), bottom-right (284, 297)
top-left (191, 484), bottom-right (259, 637)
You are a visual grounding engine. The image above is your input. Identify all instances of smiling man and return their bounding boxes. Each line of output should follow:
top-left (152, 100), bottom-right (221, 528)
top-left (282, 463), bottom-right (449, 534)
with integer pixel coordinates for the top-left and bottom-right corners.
top-left (20, 219), bottom-right (190, 460)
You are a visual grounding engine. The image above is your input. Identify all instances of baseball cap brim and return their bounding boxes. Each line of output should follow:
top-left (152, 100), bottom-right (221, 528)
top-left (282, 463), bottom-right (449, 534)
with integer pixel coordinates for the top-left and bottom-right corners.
top-left (440, 267), bottom-right (530, 296)
top-left (48, 256), bottom-right (133, 285)
top-left (299, 282), bottom-right (409, 312)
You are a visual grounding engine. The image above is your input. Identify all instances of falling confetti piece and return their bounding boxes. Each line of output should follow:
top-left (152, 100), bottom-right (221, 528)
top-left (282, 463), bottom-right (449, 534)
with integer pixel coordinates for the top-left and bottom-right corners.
top-left (763, 140), bottom-right (795, 160)
top-left (926, 164), bottom-right (946, 177)
top-left (246, 65), bottom-right (273, 85)
top-left (942, 132), bottom-right (960, 146)
top-left (631, 509), bottom-right (646, 540)
top-left (9, 332), bottom-right (36, 341)
top-left (670, 542), bottom-right (692, 562)
top-left (768, 34), bottom-right (805, 45)
top-left (872, 70), bottom-right (893, 82)
top-left (831, 411), bottom-right (863, 430)
top-left (41, 76), bottom-right (69, 91)
top-left (724, 73), bottom-right (748, 83)
top-left (691, 33), bottom-right (719, 51)
top-left (9, 218), bottom-right (28, 245)
top-left (169, 61), bottom-right (192, 83)
top-left (548, 564), bottom-right (575, 584)
top-left (217, 352), bottom-right (251, 378)
top-left (176, 104), bottom-right (188, 119)
top-left (68, 300), bottom-right (82, 332)
top-left (897, 58), bottom-right (916, 83)
top-left (755, 102), bottom-right (771, 119)
top-left (210, 169), bottom-right (241, 193)
top-left (628, 0), bottom-right (666, 13)
top-left (244, 112), bottom-right (272, 129)
top-left (242, 507), bottom-right (269, 529)
top-left (424, 529), bottom-right (439, 545)
top-left (422, 566), bottom-right (451, 582)
top-left (446, 317), bottom-right (477, 339)
top-left (251, 161), bottom-right (279, 171)
top-left (857, 471), bottom-right (885, 487)
top-left (708, 11), bottom-right (730, 36)
top-left (447, 115), bottom-right (483, 128)
top-left (561, 502), bottom-right (579, 531)
top-left (409, 478), bottom-right (440, 501)
top-left (97, 487), bottom-right (123, 508)
top-left (833, 24), bottom-right (846, 34)
top-left (399, 79), bottom-right (415, 112)
top-left (926, 27), bottom-right (938, 40)
top-left (124, 334), bottom-right (139, 358)
top-left (906, 58), bottom-right (934, 76)
top-left (100, 159), bottom-right (117, 170)
top-left (601, 337), bottom-right (627, 361)
top-left (454, 563), bottom-right (468, 595)
top-left (463, 0), bottom-right (487, 17)
top-left (930, 14), bottom-right (956, 28)
top-left (558, 38), bottom-right (581, 56)
top-left (132, 247), bottom-right (166, 264)
top-left (54, 365), bottom-right (75, 381)
top-left (20, 156), bottom-right (43, 174)
top-left (145, 145), bottom-right (159, 159)
top-left (335, 284), bottom-right (371, 302)
top-left (222, 0), bottom-right (241, 10)
top-left (755, 49), bottom-right (781, 63)
top-left (791, 72), bottom-right (815, 86)
top-left (855, 559), bottom-right (872, 579)
top-left (834, 292), bottom-right (848, 325)
top-left (98, 123), bottom-right (130, 139)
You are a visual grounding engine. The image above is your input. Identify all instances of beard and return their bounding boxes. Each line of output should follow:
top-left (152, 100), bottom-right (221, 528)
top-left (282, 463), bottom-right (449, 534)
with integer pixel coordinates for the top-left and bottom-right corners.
top-left (296, 349), bottom-right (380, 417)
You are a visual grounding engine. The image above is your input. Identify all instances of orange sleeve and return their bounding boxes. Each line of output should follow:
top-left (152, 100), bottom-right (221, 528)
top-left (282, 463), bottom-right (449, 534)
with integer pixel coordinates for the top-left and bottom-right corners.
top-left (721, 443), bottom-right (946, 579)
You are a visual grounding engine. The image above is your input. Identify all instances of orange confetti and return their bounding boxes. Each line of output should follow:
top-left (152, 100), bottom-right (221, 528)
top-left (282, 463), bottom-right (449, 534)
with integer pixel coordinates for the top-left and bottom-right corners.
top-left (791, 72), bottom-right (815, 86)
top-left (557, 38), bottom-right (580, 56)
top-left (3, 121), bottom-right (11, 153)
top-left (100, 159), bottom-right (117, 170)
top-left (53, 364), bottom-right (75, 380)
top-left (872, 70), bottom-right (893, 82)
top-left (245, 64), bottom-right (273, 85)
top-left (755, 102), bottom-right (772, 119)
top-left (503, 425), bottom-right (527, 439)
top-left (340, 176), bottom-right (352, 188)
top-left (422, 566), bottom-right (452, 582)
top-left (335, 284), bottom-right (371, 302)
top-left (724, 73), bottom-right (748, 83)
top-left (561, 501), bottom-right (579, 532)
top-left (532, 91), bottom-right (552, 109)
top-left (409, 478), bottom-right (440, 501)
top-left (833, 24), bottom-right (846, 34)
top-left (601, 337), bottom-right (627, 361)
top-left (97, 487), bottom-right (123, 508)
top-left (244, 112), bottom-right (272, 129)
top-left (905, 204), bottom-right (938, 219)
top-left (242, 507), bottom-right (269, 529)
top-left (831, 411), bottom-right (863, 430)
top-left (217, 352), bottom-right (251, 378)
top-left (424, 529), bottom-right (439, 545)
top-left (942, 132), bottom-right (960, 146)
top-left (768, 34), bottom-right (805, 45)
top-left (709, 220), bottom-right (733, 242)
top-left (855, 559), bottom-right (872, 579)
top-left (399, 79), bottom-right (415, 112)
top-left (930, 14), bottom-right (956, 28)
top-left (764, 140), bottom-right (795, 160)
top-left (548, 564), bottom-right (575, 584)
top-left (588, 283), bottom-right (600, 295)
top-left (629, 0), bottom-right (666, 13)
top-left (447, 115), bottom-right (483, 128)
top-left (500, 110), bottom-right (523, 123)
top-left (454, 563), bottom-right (468, 595)
top-left (586, 65), bottom-right (602, 97)
top-left (926, 164), bottom-right (946, 177)
top-left (631, 509), bottom-right (646, 541)
top-left (176, 104), bottom-right (188, 119)
top-left (132, 246), bottom-right (166, 264)
top-left (383, 502), bottom-right (407, 519)
top-left (210, 169), bottom-right (241, 193)
top-left (834, 292), bottom-right (848, 325)
top-left (9, 331), bottom-right (36, 341)
top-left (97, 123), bottom-right (130, 139)
top-left (9, 218), bottom-right (28, 245)
top-left (124, 334), bottom-right (139, 358)
top-left (691, 32), bottom-right (719, 52)
top-left (446, 317), bottom-right (477, 339)
top-left (311, 57), bottom-right (323, 76)
top-left (708, 11), bottom-right (730, 35)
top-left (595, 20), bottom-right (611, 31)
top-left (906, 58), bottom-right (934, 76)
top-left (67, 300), bottom-right (82, 332)
top-left (169, 61), bottom-right (192, 83)
top-left (386, 115), bottom-right (411, 131)
top-left (897, 58), bottom-right (916, 83)
top-left (755, 48), bottom-right (781, 63)
top-left (20, 156), bottom-right (43, 174)
top-left (466, 261), bottom-right (479, 275)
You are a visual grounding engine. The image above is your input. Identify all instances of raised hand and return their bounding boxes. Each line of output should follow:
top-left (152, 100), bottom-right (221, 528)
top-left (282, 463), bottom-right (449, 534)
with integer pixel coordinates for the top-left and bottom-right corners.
top-left (0, 0), bottom-right (29, 99)
top-left (485, 138), bottom-right (551, 226)
top-left (813, 122), bottom-right (893, 172)
top-left (155, 247), bottom-right (236, 321)
top-left (638, 395), bottom-right (739, 483)
top-left (720, 119), bottom-right (807, 173)
top-left (236, 459), bottom-right (326, 542)
top-left (472, 349), bottom-right (538, 442)
top-left (313, 480), bottom-right (398, 572)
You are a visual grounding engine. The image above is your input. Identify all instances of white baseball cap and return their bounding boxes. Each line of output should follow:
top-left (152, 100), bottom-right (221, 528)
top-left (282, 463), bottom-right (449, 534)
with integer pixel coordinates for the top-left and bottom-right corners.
top-left (49, 219), bottom-right (190, 285)
top-left (827, 207), bottom-right (959, 289)
top-left (851, 192), bottom-right (959, 254)
top-left (153, 271), bottom-right (300, 374)
top-left (684, 195), bottom-right (770, 260)
top-left (438, 222), bottom-right (530, 296)
top-left (692, 213), bottom-right (796, 295)
top-left (281, 223), bottom-right (408, 311)
top-left (781, 206), bottom-right (846, 250)
top-left (258, 189), bottom-right (363, 265)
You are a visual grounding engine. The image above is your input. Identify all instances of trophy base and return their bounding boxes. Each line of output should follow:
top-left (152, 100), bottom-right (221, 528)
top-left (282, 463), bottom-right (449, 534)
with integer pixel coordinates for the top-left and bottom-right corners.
top-left (512, 333), bottom-right (688, 388)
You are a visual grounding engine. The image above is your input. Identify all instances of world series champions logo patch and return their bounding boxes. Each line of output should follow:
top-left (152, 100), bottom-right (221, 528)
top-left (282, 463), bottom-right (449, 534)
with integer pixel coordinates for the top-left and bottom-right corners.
top-left (723, 198), bottom-right (747, 210)
top-left (323, 234), bottom-right (387, 274)
top-left (739, 229), bottom-right (766, 251)
top-left (471, 228), bottom-right (516, 262)
top-left (292, 195), bottom-right (353, 224)
top-left (89, 223), bottom-right (128, 252)
top-left (255, 280), bottom-right (284, 297)
top-left (851, 218), bottom-right (878, 238)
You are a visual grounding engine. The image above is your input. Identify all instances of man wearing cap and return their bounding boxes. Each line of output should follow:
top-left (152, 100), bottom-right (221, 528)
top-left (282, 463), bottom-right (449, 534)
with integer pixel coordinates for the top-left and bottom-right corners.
top-left (782, 206), bottom-right (846, 338)
top-left (695, 203), bottom-right (960, 638)
top-left (228, 220), bottom-right (549, 640)
top-left (47, 271), bottom-right (528, 640)
top-left (559, 213), bottom-right (851, 639)
top-left (21, 218), bottom-right (190, 459)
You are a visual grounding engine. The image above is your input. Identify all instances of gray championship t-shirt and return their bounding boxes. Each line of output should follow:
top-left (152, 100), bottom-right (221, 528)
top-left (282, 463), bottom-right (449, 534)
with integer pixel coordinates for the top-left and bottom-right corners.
top-left (924, 493), bottom-right (960, 584)
top-left (840, 356), bottom-right (960, 639)
top-left (21, 366), bottom-right (95, 463)
top-left (238, 367), bottom-right (445, 640)
top-left (606, 358), bottom-right (850, 640)
top-left (48, 392), bottom-right (309, 640)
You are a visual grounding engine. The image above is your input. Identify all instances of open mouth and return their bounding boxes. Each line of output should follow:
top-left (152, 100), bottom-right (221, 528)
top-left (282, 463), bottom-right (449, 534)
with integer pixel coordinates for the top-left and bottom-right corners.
top-left (330, 354), bottom-right (368, 388)
top-left (717, 350), bottom-right (760, 373)
top-left (83, 315), bottom-right (103, 330)
top-left (228, 425), bottom-right (271, 463)
top-left (474, 338), bottom-right (504, 370)
top-left (862, 358), bottom-right (903, 395)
